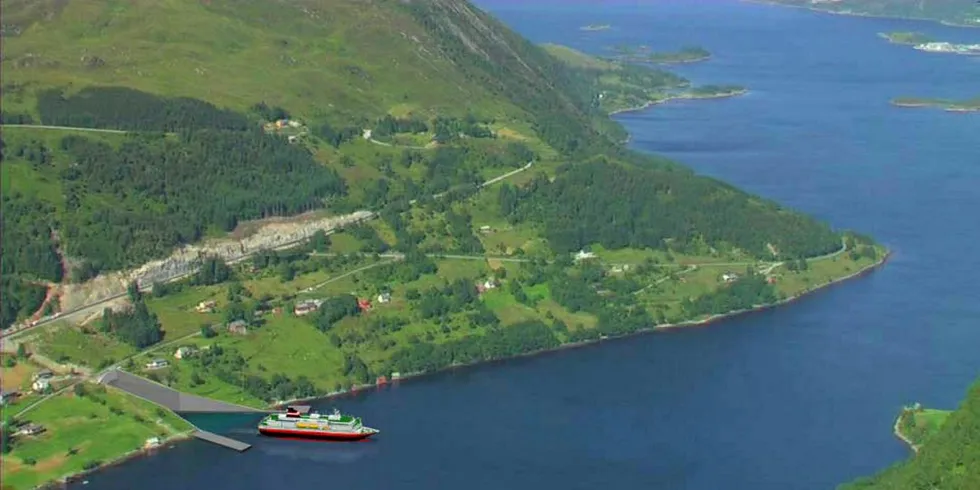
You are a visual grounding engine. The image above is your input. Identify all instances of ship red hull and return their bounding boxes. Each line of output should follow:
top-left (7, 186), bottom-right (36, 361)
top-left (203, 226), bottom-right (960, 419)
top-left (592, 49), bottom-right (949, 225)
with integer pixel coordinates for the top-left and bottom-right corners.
top-left (258, 427), bottom-right (377, 441)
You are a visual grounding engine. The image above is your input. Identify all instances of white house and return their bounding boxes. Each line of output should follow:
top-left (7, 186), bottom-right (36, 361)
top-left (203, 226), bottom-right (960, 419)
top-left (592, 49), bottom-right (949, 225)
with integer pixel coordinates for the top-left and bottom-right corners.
top-left (722, 273), bottom-right (739, 283)
top-left (377, 292), bottom-right (392, 304)
top-left (574, 250), bottom-right (597, 261)
top-left (32, 377), bottom-right (51, 393)
top-left (145, 359), bottom-right (169, 370)
top-left (174, 347), bottom-right (197, 360)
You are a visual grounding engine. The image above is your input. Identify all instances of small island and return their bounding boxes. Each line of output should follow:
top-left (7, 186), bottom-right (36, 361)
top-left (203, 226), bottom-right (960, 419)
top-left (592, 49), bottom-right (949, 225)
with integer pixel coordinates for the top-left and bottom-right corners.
top-left (894, 403), bottom-right (952, 453)
top-left (878, 31), bottom-right (934, 45)
top-left (611, 45), bottom-right (712, 64)
top-left (580, 24), bottom-right (611, 32)
top-left (892, 96), bottom-right (980, 113)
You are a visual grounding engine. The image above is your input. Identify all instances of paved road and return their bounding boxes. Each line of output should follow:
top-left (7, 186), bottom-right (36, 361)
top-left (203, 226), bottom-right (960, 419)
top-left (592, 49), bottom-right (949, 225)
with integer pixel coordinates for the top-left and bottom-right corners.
top-left (0, 123), bottom-right (131, 134)
top-left (100, 369), bottom-right (264, 413)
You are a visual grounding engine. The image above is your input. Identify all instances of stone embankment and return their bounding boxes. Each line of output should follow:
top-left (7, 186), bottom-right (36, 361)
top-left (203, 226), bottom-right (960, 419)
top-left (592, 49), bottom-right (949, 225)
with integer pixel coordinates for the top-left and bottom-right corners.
top-left (58, 210), bottom-right (374, 313)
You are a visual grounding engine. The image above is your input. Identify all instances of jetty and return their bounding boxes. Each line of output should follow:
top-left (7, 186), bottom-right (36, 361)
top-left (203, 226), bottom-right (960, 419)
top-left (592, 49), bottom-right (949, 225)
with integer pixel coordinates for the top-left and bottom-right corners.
top-left (192, 431), bottom-right (252, 452)
top-left (98, 368), bottom-right (263, 451)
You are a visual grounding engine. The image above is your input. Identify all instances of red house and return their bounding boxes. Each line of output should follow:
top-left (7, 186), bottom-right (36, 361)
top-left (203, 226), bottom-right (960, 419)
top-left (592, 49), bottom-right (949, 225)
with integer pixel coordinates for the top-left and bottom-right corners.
top-left (357, 298), bottom-right (372, 312)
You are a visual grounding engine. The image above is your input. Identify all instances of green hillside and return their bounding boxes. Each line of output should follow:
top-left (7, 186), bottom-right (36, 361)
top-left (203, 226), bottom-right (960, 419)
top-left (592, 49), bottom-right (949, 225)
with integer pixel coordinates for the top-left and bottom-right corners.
top-left (768, 0), bottom-right (980, 26)
top-left (841, 379), bottom-right (980, 490)
top-left (0, 1), bottom-right (892, 485)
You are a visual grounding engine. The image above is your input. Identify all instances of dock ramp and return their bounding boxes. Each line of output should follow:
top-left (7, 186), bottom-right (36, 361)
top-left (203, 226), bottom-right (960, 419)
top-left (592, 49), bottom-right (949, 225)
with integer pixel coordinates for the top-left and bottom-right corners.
top-left (99, 369), bottom-right (263, 413)
top-left (193, 431), bottom-right (252, 452)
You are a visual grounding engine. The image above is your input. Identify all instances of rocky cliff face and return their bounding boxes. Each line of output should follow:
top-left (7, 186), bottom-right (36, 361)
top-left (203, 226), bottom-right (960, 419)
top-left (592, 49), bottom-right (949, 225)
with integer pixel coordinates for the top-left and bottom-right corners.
top-left (58, 210), bottom-right (374, 312)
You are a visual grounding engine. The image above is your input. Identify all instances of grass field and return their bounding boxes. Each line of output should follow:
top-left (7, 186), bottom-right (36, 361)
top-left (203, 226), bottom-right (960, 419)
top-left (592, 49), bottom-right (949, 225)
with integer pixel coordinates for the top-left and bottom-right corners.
top-left (899, 407), bottom-right (953, 449)
top-left (34, 324), bottom-right (137, 369)
top-left (1, 384), bottom-right (193, 490)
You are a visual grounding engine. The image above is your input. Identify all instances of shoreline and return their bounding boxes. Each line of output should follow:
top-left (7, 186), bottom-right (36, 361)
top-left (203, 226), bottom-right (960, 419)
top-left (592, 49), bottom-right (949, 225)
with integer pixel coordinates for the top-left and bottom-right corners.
top-left (36, 248), bottom-right (891, 487)
top-left (893, 411), bottom-right (920, 454)
top-left (279, 247), bottom-right (892, 407)
top-left (619, 54), bottom-right (712, 65)
top-left (39, 431), bottom-right (194, 489)
top-left (609, 89), bottom-right (749, 116)
top-left (743, 0), bottom-right (980, 29)
top-left (891, 99), bottom-right (980, 112)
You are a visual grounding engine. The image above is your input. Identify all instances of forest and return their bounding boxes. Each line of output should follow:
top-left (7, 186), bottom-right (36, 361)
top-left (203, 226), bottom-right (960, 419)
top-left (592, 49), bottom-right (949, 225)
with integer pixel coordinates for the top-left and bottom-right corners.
top-left (36, 87), bottom-right (251, 132)
top-left (500, 159), bottom-right (843, 259)
top-left (56, 130), bottom-right (343, 274)
top-left (841, 379), bottom-right (980, 490)
top-left (387, 320), bottom-right (560, 374)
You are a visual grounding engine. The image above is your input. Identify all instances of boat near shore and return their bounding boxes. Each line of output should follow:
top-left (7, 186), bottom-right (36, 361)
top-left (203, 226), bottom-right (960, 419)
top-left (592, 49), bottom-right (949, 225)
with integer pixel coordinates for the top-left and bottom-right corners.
top-left (258, 406), bottom-right (380, 441)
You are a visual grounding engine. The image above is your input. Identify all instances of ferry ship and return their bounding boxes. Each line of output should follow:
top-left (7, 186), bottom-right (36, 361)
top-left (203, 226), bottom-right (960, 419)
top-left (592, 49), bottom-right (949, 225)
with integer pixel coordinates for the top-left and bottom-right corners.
top-left (258, 405), bottom-right (379, 441)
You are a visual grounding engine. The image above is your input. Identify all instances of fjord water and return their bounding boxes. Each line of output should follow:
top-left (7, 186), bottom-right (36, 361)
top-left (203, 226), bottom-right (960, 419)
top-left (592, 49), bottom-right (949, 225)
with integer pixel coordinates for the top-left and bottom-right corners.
top-left (75, 1), bottom-right (980, 489)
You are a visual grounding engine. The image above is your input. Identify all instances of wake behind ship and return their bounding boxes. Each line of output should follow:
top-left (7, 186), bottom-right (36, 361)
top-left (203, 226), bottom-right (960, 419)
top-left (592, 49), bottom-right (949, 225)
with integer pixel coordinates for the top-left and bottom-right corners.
top-left (258, 405), bottom-right (380, 441)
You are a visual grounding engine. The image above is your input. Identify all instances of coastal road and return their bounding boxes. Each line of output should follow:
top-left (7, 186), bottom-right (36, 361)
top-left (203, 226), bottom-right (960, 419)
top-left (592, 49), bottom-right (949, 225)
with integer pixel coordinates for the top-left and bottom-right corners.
top-left (2, 159), bottom-right (537, 339)
top-left (0, 123), bottom-right (133, 135)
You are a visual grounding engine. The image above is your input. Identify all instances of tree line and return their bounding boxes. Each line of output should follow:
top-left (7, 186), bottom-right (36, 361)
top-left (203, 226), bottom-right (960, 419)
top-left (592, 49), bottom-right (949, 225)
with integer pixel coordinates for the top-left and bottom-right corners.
top-left (36, 87), bottom-right (251, 132)
top-left (498, 159), bottom-right (842, 260)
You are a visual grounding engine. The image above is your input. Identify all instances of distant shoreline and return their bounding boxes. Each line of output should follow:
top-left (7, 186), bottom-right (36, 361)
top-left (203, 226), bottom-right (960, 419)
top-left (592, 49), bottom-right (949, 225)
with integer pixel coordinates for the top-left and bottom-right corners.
top-left (891, 98), bottom-right (980, 113)
top-left (618, 54), bottom-right (712, 65)
top-left (743, 0), bottom-right (980, 29)
top-left (609, 88), bottom-right (749, 116)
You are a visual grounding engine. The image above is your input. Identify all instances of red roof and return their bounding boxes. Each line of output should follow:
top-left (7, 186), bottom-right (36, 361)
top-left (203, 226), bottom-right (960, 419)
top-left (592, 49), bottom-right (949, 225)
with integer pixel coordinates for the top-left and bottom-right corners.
top-left (358, 299), bottom-right (372, 311)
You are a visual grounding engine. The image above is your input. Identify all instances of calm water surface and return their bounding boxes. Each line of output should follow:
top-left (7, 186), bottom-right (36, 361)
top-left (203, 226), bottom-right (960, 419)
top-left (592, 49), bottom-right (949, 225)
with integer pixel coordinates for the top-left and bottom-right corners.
top-left (74, 1), bottom-right (980, 489)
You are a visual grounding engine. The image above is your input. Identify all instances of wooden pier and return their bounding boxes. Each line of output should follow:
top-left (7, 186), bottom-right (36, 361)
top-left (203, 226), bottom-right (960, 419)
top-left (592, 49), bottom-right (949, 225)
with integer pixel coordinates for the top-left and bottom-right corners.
top-left (192, 431), bottom-right (252, 452)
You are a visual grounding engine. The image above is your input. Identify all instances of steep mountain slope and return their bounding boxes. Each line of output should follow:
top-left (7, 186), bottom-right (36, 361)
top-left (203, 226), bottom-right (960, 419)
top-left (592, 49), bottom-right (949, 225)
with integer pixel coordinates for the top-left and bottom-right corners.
top-left (1, 0), bottom-right (857, 330)
top-left (841, 379), bottom-right (980, 490)
top-left (767, 0), bottom-right (980, 26)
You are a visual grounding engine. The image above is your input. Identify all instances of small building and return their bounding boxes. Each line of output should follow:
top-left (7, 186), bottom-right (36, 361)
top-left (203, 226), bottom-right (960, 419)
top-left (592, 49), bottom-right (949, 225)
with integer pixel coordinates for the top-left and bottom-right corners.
top-left (479, 225), bottom-right (492, 234)
top-left (195, 300), bottom-right (216, 313)
top-left (227, 320), bottom-right (249, 335)
top-left (294, 300), bottom-right (321, 316)
top-left (17, 423), bottom-right (46, 436)
top-left (0, 389), bottom-right (20, 405)
top-left (145, 359), bottom-right (169, 370)
top-left (357, 299), bottom-right (372, 312)
top-left (377, 292), bottom-right (392, 304)
top-left (376, 375), bottom-right (388, 385)
top-left (32, 369), bottom-right (53, 382)
top-left (174, 347), bottom-right (198, 360)
top-left (145, 437), bottom-right (162, 449)
top-left (722, 273), bottom-right (739, 283)
top-left (476, 278), bottom-right (498, 294)
top-left (32, 378), bottom-right (51, 393)
top-left (391, 372), bottom-right (402, 380)
top-left (287, 135), bottom-right (298, 144)
top-left (574, 250), bottom-right (597, 262)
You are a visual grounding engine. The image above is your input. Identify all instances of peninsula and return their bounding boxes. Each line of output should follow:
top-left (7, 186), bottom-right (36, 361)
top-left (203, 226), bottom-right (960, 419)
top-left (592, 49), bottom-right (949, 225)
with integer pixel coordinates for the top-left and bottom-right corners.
top-left (0, 0), bottom-right (884, 488)
top-left (893, 403), bottom-right (952, 453)
top-left (840, 379), bottom-right (978, 489)
top-left (611, 45), bottom-right (713, 64)
top-left (878, 31), bottom-right (934, 45)
top-left (892, 96), bottom-right (980, 112)
top-left (541, 44), bottom-right (745, 115)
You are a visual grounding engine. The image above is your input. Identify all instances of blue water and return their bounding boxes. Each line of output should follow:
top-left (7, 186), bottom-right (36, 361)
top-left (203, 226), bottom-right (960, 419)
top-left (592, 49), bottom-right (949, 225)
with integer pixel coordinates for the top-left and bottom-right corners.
top-left (72, 1), bottom-right (980, 489)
